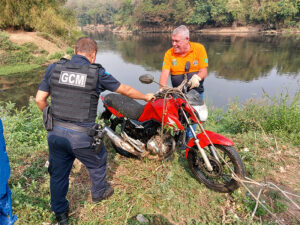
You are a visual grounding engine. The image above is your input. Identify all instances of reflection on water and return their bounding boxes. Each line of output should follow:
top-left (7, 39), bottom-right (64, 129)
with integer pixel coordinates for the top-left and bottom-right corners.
top-left (92, 31), bottom-right (300, 108)
top-left (1, 32), bottom-right (299, 108)
top-left (0, 67), bottom-right (45, 108)
top-left (90, 31), bottom-right (300, 80)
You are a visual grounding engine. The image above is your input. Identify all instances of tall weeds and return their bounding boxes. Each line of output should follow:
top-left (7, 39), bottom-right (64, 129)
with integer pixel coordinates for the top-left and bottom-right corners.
top-left (217, 88), bottom-right (300, 145)
top-left (0, 100), bottom-right (47, 156)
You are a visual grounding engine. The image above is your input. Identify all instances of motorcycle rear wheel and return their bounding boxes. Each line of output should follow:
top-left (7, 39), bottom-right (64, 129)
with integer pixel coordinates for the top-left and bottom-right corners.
top-left (187, 144), bottom-right (245, 193)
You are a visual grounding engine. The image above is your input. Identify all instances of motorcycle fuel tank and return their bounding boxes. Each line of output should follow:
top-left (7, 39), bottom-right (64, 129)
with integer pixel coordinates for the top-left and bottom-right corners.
top-left (138, 98), bottom-right (184, 130)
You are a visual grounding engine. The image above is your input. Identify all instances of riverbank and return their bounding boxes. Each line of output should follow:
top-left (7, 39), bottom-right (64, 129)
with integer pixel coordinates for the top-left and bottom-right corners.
top-left (82, 24), bottom-right (300, 35)
top-left (1, 89), bottom-right (299, 224)
top-left (0, 30), bottom-right (73, 76)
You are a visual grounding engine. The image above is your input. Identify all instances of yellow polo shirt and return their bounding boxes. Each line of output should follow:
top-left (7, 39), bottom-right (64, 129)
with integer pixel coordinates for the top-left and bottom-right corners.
top-left (162, 42), bottom-right (208, 75)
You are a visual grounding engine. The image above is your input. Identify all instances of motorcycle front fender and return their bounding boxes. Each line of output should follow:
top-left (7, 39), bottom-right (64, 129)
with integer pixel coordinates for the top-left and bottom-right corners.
top-left (185, 130), bottom-right (234, 158)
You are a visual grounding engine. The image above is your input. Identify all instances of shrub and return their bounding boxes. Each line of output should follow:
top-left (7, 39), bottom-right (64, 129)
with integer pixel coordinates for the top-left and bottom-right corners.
top-left (32, 56), bottom-right (47, 65)
top-left (37, 32), bottom-right (56, 43)
top-left (0, 31), bottom-right (19, 51)
top-left (21, 42), bottom-right (39, 53)
top-left (65, 47), bottom-right (74, 56)
top-left (48, 51), bottom-right (64, 60)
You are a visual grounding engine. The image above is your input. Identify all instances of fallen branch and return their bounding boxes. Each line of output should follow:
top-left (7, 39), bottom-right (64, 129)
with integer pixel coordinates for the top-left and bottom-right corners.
top-left (251, 187), bottom-right (264, 218)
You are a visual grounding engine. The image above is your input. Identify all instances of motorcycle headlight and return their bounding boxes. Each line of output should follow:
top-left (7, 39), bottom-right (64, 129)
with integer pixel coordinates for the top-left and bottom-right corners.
top-left (193, 104), bottom-right (208, 122)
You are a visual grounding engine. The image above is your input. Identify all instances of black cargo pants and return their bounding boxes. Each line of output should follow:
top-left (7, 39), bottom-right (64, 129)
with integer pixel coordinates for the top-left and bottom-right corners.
top-left (47, 126), bottom-right (107, 213)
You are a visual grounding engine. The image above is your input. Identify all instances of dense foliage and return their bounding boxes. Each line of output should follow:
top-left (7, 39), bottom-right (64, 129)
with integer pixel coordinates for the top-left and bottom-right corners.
top-left (66, 0), bottom-right (300, 29)
top-left (0, 0), bottom-right (80, 42)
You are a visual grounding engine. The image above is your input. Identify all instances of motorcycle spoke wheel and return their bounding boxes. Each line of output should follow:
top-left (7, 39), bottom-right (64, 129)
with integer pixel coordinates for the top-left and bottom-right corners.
top-left (187, 144), bottom-right (245, 193)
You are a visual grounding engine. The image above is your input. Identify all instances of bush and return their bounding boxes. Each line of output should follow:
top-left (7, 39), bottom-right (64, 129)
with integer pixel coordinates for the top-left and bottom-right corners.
top-left (39, 49), bottom-right (49, 55)
top-left (21, 42), bottom-right (39, 53)
top-left (0, 50), bottom-right (33, 65)
top-left (0, 40), bottom-right (43, 65)
top-left (32, 56), bottom-right (48, 65)
top-left (0, 31), bottom-right (19, 51)
top-left (48, 51), bottom-right (64, 60)
top-left (66, 47), bottom-right (74, 56)
top-left (36, 32), bottom-right (56, 43)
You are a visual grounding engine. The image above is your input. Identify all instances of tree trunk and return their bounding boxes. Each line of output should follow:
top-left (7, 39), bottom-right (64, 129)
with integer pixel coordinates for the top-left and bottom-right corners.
top-left (232, 20), bottom-right (238, 29)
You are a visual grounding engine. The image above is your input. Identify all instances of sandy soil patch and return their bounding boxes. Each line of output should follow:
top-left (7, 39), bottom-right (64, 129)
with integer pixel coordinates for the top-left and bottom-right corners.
top-left (8, 31), bottom-right (65, 55)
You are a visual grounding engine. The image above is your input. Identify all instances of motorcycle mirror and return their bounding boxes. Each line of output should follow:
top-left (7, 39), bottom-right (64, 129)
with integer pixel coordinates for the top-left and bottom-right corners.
top-left (139, 74), bottom-right (154, 84)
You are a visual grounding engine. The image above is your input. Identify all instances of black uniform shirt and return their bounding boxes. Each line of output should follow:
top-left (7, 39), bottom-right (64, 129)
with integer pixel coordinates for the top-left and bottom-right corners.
top-left (39, 55), bottom-right (121, 94)
top-left (38, 55), bottom-right (121, 127)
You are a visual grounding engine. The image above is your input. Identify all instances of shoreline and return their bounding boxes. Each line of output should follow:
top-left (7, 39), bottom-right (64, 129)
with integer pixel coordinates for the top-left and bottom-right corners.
top-left (82, 24), bottom-right (300, 35)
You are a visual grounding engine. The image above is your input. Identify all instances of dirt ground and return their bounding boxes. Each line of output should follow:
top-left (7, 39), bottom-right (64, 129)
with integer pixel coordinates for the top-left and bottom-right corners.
top-left (7, 31), bottom-right (65, 54)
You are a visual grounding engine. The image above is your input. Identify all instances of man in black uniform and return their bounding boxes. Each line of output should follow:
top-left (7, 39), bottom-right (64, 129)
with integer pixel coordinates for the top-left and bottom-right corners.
top-left (35, 37), bottom-right (155, 225)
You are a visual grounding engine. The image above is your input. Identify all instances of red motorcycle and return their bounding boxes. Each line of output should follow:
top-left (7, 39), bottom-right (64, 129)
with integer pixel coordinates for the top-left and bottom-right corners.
top-left (96, 68), bottom-right (245, 193)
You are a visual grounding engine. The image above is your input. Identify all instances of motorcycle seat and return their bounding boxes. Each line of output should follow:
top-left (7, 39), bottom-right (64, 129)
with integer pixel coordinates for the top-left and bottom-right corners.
top-left (103, 93), bottom-right (145, 120)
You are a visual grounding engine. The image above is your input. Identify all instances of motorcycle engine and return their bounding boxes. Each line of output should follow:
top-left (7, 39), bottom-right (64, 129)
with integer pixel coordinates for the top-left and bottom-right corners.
top-left (146, 134), bottom-right (175, 156)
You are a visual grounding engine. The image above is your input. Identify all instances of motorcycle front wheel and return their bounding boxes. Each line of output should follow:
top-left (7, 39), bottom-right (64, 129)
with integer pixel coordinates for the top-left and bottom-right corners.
top-left (187, 144), bottom-right (245, 193)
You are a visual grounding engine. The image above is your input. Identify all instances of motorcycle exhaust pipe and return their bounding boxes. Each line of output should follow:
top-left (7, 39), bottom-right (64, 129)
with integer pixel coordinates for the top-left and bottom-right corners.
top-left (102, 127), bottom-right (143, 157)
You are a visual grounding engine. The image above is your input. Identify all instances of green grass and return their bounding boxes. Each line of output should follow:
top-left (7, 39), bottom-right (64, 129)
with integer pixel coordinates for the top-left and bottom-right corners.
top-left (0, 30), bottom-right (73, 77)
top-left (1, 90), bottom-right (299, 224)
top-left (0, 64), bottom-right (41, 76)
top-left (0, 31), bottom-right (50, 76)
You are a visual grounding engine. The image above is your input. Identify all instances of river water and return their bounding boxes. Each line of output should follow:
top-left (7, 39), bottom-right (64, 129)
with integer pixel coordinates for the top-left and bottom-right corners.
top-left (0, 32), bottom-right (299, 109)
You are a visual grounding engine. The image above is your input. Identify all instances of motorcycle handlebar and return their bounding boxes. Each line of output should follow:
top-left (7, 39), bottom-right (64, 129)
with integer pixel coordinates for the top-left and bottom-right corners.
top-left (154, 89), bottom-right (184, 99)
top-left (154, 73), bottom-right (189, 99)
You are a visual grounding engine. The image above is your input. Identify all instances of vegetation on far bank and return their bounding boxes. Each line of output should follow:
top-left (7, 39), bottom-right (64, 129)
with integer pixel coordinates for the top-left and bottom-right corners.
top-left (0, 0), bottom-right (83, 75)
top-left (0, 0), bottom-right (81, 45)
top-left (1, 88), bottom-right (299, 224)
top-left (66, 0), bottom-right (300, 31)
top-left (0, 31), bottom-right (75, 76)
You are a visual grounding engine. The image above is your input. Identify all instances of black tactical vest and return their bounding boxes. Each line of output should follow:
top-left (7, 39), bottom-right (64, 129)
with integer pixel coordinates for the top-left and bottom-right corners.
top-left (50, 58), bottom-right (101, 122)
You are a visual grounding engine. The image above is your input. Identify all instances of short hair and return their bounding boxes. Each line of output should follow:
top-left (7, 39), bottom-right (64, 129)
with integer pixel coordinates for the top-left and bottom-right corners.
top-left (75, 37), bottom-right (98, 55)
top-left (172, 25), bottom-right (190, 39)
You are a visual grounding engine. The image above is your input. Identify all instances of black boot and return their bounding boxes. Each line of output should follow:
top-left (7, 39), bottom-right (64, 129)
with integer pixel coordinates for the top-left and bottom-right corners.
top-left (55, 210), bottom-right (69, 225)
top-left (92, 183), bottom-right (114, 203)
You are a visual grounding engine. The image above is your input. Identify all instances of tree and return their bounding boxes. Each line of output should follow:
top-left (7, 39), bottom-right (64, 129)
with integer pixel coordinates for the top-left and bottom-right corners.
top-left (209, 0), bottom-right (232, 26)
top-left (261, 0), bottom-right (299, 29)
top-left (226, 0), bottom-right (246, 27)
top-left (0, 0), bottom-right (79, 42)
top-left (188, 0), bottom-right (211, 26)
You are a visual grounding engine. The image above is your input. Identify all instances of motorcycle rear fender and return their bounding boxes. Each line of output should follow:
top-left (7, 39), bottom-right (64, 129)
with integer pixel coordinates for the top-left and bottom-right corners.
top-left (185, 130), bottom-right (234, 158)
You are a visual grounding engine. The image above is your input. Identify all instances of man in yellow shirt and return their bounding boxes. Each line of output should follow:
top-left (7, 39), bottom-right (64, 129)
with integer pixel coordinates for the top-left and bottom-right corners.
top-left (159, 25), bottom-right (208, 142)
top-left (160, 25), bottom-right (208, 95)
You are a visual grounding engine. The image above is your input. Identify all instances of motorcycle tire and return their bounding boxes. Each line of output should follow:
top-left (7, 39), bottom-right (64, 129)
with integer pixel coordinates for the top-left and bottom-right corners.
top-left (187, 144), bottom-right (245, 193)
